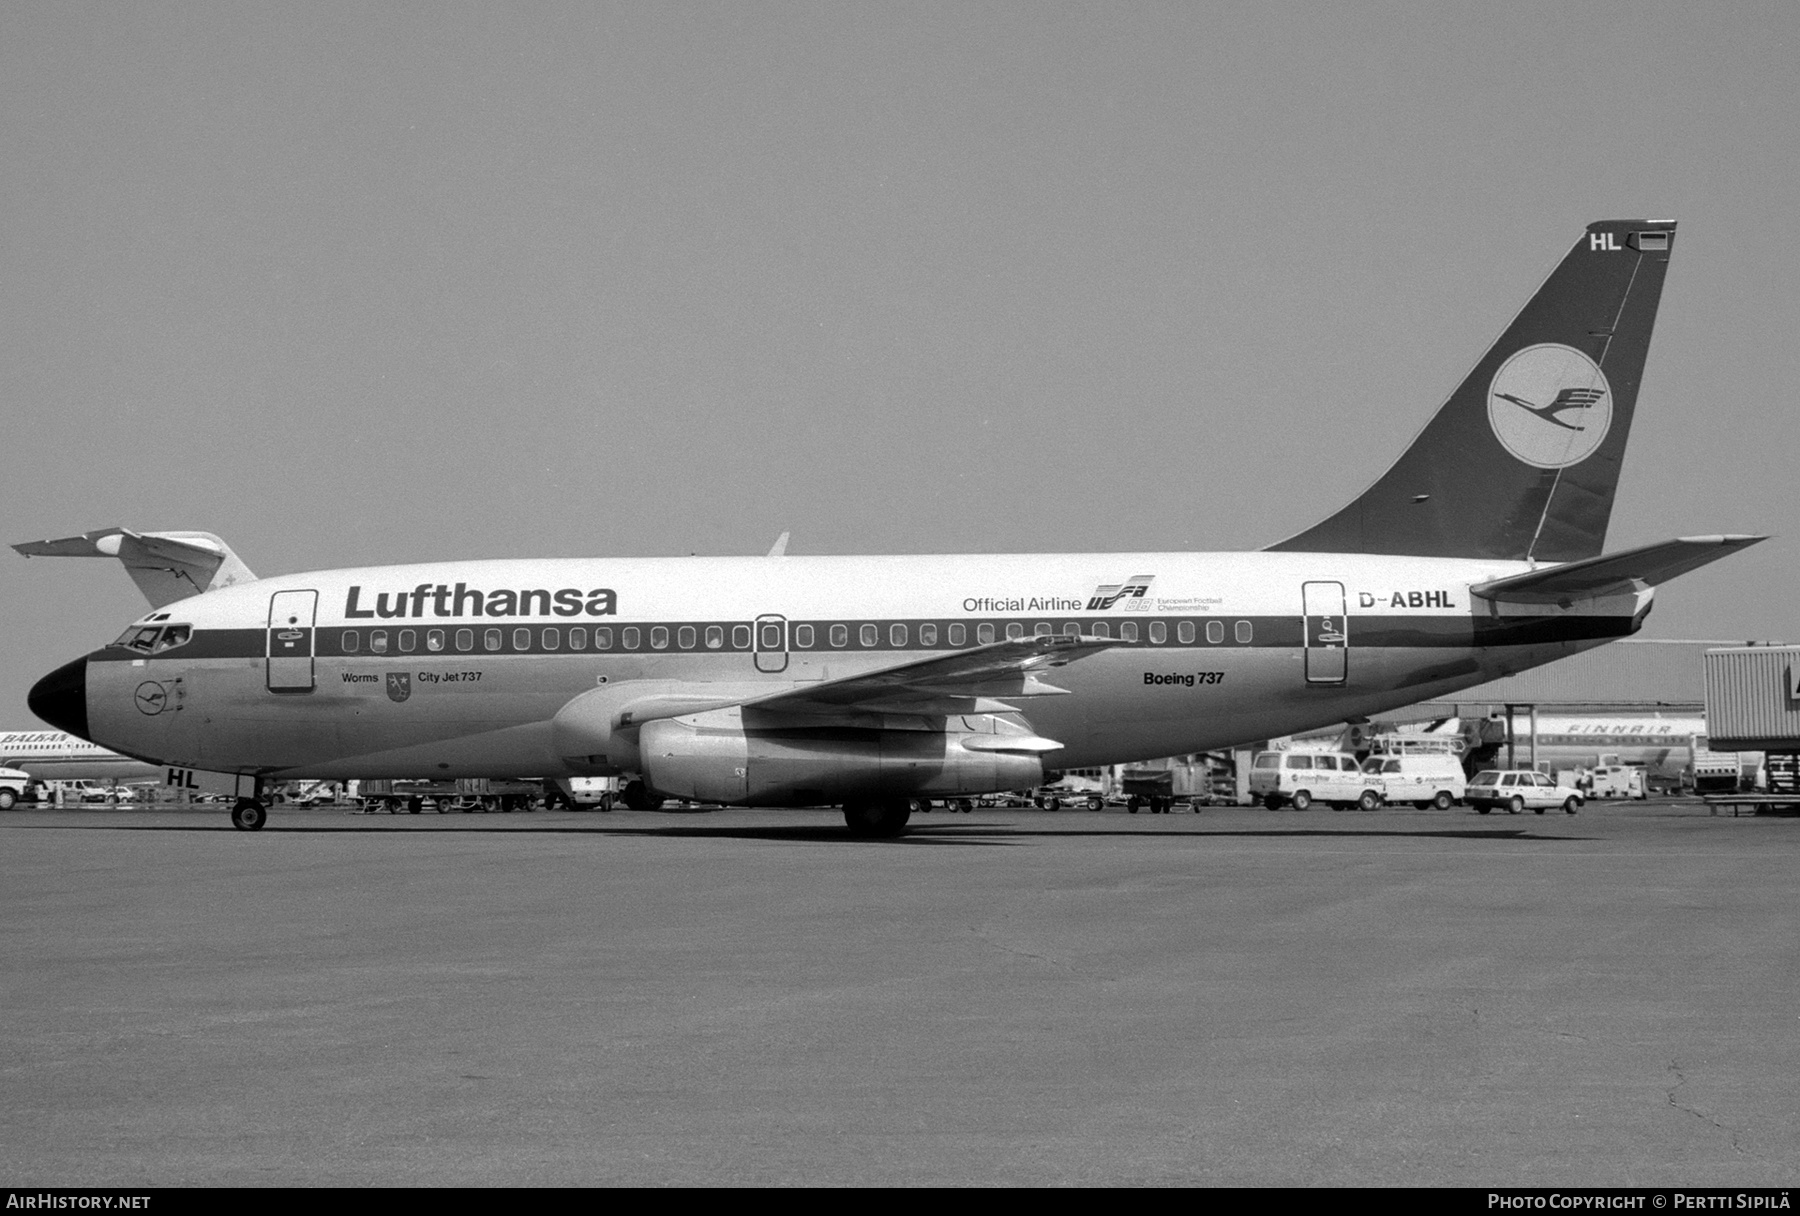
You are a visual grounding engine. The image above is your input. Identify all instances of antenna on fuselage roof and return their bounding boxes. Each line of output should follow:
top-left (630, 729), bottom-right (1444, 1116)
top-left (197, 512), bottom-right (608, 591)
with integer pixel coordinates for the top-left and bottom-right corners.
top-left (766, 531), bottom-right (791, 558)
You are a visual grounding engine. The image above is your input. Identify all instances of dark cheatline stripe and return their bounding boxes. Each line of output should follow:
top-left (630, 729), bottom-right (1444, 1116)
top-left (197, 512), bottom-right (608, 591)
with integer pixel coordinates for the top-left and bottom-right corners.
top-left (86, 611), bottom-right (1639, 664)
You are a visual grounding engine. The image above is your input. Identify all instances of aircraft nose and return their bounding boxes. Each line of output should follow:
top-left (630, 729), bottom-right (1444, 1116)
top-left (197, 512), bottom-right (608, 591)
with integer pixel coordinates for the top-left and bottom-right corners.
top-left (28, 656), bottom-right (89, 739)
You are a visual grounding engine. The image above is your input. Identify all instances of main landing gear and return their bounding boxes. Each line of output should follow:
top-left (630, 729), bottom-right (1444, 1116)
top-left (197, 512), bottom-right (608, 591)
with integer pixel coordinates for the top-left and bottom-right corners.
top-left (231, 797), bottom-right (266, 831)
top-left (843, 797), bottom-right (913, 838)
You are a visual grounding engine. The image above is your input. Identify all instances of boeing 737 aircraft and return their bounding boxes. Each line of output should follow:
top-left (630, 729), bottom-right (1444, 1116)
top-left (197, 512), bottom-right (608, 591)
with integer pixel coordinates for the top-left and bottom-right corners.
top-left (18, 220), bottom-right (1764, 834)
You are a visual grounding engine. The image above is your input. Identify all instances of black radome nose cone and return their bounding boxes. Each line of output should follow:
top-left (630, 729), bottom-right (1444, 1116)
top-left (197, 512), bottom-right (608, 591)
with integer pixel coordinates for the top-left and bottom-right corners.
top-left (29, 656), bottom-right (88, 739)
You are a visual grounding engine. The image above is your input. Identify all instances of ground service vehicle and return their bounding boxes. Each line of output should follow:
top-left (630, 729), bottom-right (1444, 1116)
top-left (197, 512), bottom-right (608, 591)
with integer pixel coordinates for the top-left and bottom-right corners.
top-left (1361, 746), bottom-right (1466, 809)
top-left (1466, 770), bottom-right (1583, 815)
top-left (17, 221), bottom-right (1765, 837)
top-left (0, 767), bottom-right (28, 809)
top-left (1250, 750), bottom-right (1384, 811)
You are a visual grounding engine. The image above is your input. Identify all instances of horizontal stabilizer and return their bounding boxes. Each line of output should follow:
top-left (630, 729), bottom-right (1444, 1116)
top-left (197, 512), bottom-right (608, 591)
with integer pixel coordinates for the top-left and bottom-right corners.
top-left (1470, 535), bottom-right (1766, 605)
top-left (12, 527), bottom-right (257, 608)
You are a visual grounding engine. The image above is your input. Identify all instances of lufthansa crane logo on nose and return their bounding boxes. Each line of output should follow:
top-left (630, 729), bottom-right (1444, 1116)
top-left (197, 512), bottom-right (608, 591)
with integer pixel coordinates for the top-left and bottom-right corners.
top-left (134, 681), bottom-right (167, 715)
top-left (1487, 343), bottom-right (1613, 469)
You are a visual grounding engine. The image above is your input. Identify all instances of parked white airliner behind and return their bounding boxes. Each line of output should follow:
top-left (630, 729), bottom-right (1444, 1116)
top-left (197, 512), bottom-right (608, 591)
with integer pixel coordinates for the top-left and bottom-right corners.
top-left (19, 220), bottom-right (1764, 835)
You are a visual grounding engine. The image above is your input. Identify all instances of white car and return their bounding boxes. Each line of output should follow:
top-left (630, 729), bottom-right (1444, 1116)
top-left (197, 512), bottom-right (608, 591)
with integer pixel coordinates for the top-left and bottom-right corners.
top-left (1466, 770), bottom-right (1583, 815)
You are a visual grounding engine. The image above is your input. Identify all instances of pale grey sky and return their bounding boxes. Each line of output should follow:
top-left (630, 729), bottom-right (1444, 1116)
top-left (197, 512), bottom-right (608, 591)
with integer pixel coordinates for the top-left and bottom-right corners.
top-left (4, 1), bottom-right (1796, 715)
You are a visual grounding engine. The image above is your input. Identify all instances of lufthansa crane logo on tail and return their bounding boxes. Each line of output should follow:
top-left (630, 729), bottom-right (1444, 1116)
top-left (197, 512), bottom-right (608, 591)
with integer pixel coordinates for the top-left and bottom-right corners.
top-left (1487, 343), bottom-right (1613, 469)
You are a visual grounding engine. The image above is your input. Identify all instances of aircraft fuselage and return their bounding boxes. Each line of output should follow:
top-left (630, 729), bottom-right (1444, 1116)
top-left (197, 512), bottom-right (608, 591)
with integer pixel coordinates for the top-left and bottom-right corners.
top-left (61, 550), bottom-right (1645, 789)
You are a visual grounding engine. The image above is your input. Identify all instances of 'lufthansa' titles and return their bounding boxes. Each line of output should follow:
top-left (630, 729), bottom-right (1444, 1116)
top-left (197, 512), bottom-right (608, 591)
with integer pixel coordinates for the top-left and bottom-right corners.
top-left (345, 583), bottom-right (618, 620)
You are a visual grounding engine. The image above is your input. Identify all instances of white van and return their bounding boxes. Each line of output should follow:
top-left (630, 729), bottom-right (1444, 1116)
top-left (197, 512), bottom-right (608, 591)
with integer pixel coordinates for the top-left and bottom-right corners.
top-left (1362, 754), bottom-right (1465, 809)
top-left (1249, 750), bottom-right (1382, 811)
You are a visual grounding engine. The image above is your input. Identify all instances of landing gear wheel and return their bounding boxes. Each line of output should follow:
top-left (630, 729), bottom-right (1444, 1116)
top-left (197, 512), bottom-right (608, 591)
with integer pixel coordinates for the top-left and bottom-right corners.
top-left (958, 799), bottom-right (974, 814)
top-left (622, 780), bottom-right (664, 812)
top-left (1358, 790), bottom-right (1381, 812)
top-left (843, 797), bottom-right (912, 838)
top-left (1291, 790), bottom-right (1313, 812)
top-left (1433, 791), bottom-right (1454, 811)
top-left (908, 797), bottom-right (932, 816)
top-left (1507, 796), bottom-right (1524, 815)
top-left (231, 798), bottom-right (266, 831)
top-left (1563, 797), bottom-right (1580, 815)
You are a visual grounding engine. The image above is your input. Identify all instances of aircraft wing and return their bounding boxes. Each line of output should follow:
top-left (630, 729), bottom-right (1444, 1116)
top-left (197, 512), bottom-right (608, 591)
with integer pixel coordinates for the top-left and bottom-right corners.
top-left (1470, 535), bottom-right (1766, 605)
top-left (741, 633), bottom-right (1128, 717)
top-left (12, 527), bottom-right (257, 608)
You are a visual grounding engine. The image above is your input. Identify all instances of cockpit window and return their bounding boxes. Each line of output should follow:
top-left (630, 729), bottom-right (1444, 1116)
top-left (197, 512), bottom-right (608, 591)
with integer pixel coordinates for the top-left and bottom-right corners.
top-left (113, 623), bottom-right (193, 654)
top-left (115, 625), bottom-right (162, 653)
top-left (152, 625), bottom-right (191, 652)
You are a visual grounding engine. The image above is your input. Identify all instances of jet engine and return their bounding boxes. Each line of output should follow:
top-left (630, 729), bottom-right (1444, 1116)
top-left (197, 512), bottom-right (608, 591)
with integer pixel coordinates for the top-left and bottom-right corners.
top-left (638, 707), bottom-right (1050, 806)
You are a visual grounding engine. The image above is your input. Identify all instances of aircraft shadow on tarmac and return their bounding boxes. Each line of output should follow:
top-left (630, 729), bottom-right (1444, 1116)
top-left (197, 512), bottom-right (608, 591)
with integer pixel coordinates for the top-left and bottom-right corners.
top-left (13, 820), bottom-right (1592, 844)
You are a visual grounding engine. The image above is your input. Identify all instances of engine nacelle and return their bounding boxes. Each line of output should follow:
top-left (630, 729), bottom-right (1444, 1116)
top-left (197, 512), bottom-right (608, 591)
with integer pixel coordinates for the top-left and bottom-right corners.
top-left (639, 709), bottom-right (1047, 805)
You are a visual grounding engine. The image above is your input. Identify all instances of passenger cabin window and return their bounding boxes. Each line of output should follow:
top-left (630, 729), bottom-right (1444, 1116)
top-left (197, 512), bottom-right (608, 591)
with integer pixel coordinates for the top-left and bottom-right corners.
top-left (399, 630), bottom-right (416, 653)
top-left (1120, 622), bottom-right (1138, 642)
top-left (1063, 623), bottom-right (1080, 638)
top-left (1206, 620), bottom-right (1224, 644)
top-left (569, 626), bottom-right (587, 649)
top-left (650, 626), bottom-right (669, 650)
top-left (859, 624), bottom-right (878, 647)
top-left (948, 623), bottom-right (965, 646)
top-left (977, 623), bottom-right (995, 644)
top-left (456, 629), bottom-right (473, 652)
top-left (1235, 620), bottom-right (1253, 643)
top-left (622, 627), bottom-right (640, 650)
top-left (1177, 621), bottom-right (1195, 644)
top-left (426, 629), bottom-right (445, 652)
top-left (792, 624), bottom-right (811, 648)
top-left (485, 628), bottom-right (502, 652)
top-left (677, 626), bottom-right (695, 649)
top-left (707, 625), bottom-right (726, 649)
top-left (830, 624), bottom-right (848, 648)
top-left (1149, 621), bottom-right (1167, 644)
top-left (1005, 623), bottom-right (1024, 641)
top-left (543, 628), bottom-right (561, 650)
top-left (919, 623), bottom-right (937, 646)
top-left (371, 630), bottom-right (389, 654)
top-left (1091, 622), bottom-right (1109, 639)
top-left (1034, 623), bottom-right (1052, 638)
top-left (761, 624), bottom-right (781, 649)
top-left (890, 624), bottom-right (907, 647)
top-left (731, 625), bottom-right (750, 649)
top-left (595, 627), bottom-right (613, 650)
top-left (513, 627), bottom-right (531, 650)
top-left (343, 630), bottom-right (360, 654)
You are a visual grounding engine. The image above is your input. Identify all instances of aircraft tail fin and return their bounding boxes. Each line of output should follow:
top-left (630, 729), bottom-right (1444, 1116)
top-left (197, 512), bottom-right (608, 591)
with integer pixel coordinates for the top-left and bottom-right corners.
top-left (12, 527), bottom-right (257, 608)
top-left (1268, 220), bottom-right (1678, 562)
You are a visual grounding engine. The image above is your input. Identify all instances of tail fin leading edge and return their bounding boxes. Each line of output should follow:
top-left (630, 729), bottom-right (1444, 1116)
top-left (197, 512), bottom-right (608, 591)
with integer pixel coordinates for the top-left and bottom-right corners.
top-left (1269, 220), bottom-right (1677, 562)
